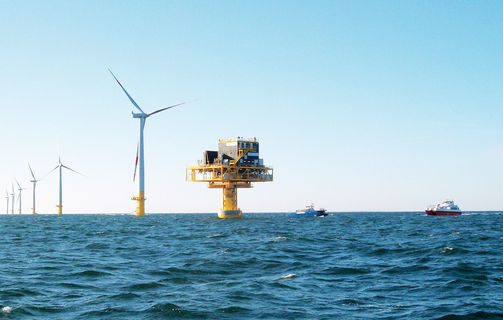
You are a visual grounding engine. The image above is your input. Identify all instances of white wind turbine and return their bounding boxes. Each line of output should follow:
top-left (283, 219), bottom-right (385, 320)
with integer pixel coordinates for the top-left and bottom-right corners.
top-left (5, 190), bottom-right (9, 214)
top-left (15, 180), bottom-right (26, 214)
top-left (10, 184), bottom-right (15, 214)
top-left (29, 163), bottom-right (41, 214)
top-left (109, 69), bottom-right (184, 216)
top-left (48, 157), bottom-right (82, 215)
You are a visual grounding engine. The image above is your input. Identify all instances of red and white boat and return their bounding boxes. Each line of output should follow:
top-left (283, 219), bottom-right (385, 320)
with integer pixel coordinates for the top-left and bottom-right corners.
top-left (425, 200), bottom-right (462, 216)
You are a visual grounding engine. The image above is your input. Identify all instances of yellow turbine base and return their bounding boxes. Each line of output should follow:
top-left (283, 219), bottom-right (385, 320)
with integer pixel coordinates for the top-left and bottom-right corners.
top-left (134, 192), bottom-right (145, 217)
top-left (57, 205), bottom-right (62, 215)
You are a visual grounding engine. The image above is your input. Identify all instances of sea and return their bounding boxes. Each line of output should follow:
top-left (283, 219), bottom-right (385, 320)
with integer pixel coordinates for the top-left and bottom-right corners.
top-left (0, 212), bottom-right (502, 319)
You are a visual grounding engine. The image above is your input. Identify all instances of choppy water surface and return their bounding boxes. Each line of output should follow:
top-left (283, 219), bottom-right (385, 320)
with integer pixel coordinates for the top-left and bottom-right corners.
top-left (0, 212), bottom-right (502, 319)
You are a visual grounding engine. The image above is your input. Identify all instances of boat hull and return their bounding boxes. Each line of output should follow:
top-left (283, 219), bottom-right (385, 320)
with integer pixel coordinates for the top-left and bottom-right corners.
top-left (425, 210), bottom-right (462, 216)
top-left (288, 211), bottom-right (328, 218)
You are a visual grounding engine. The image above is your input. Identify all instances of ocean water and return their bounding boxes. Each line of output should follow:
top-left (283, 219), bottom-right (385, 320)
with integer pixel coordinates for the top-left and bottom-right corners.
top-left (0, 212), bottom-right (502, 319)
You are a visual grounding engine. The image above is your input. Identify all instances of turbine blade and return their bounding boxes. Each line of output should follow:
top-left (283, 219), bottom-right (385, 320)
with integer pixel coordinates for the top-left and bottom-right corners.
top-left (133, 142), bottom-right (139, 182)
top-left (62, 165), bottom-right (84, 176)
top-left (147, 102), bottom-right (185, 117)
top-left (108, 69), bottom-right (145, 114)
top-left (41, 165), bottom-right (60, 181)
top-left (15, 179), bottom-right (21, 189)
top-left (28, 163), bottom-right (36, 180)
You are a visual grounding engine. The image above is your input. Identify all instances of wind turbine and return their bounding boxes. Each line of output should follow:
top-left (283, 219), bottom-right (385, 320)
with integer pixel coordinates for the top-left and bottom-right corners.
top-left (29, 163), bottom-right (41, 214)
top-left (15, 180), bottom-right (26, 214)
top-left (109, 69), bottom-right (184, 216)
top-left (5, 190), bottom-right (9, 214)
top-left (10, 184), bottom-right (15, 214)
top-left (48, 157), bottom-right (82, 215)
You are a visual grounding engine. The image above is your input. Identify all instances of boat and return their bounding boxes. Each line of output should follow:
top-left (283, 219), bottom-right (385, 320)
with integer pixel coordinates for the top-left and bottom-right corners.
top-left (425, 200), bottom-right (462, 216)
top-left (289, 204), bottom-right (328, 217)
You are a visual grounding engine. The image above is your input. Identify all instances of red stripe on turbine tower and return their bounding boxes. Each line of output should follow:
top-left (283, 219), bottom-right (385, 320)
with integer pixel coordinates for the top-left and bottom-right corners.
top-left (133, 142), bottom-right (139, 182)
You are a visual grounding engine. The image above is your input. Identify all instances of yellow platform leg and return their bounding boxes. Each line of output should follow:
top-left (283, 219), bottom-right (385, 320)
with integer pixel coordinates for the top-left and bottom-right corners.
top-left (135, 192), bottom-right (145, 217)
top-left (219, 185), bottom-right (242, 219)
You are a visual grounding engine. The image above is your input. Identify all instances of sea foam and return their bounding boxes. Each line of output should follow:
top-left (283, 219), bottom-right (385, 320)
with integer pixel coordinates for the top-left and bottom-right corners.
top-left (1, 306), bottom-right (12, 314)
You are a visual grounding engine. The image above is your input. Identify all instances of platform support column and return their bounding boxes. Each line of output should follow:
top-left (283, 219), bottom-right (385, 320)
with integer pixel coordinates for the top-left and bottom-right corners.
top-left (219, 185), bottom-right (242, 219)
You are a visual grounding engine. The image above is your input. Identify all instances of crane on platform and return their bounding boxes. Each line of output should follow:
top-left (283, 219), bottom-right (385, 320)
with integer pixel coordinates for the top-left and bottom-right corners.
top-left (187, 137), bottom-right (273, 218)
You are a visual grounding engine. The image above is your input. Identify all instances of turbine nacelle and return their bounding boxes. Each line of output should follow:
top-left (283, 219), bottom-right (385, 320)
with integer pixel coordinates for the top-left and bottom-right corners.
top-left (15, 179), bottom-right (25, 191)
top-left (132, 112), bottom-right (147, 119)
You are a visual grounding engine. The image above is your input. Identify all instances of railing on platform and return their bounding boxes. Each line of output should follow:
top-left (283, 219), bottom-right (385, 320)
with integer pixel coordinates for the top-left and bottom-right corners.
top-left (187, 166), bottom-right (273, 183)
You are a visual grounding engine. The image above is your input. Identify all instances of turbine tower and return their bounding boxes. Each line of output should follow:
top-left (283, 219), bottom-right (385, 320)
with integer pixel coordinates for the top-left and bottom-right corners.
top-left (29, 163), bottom-right (41, 214)
top-left (10, 184), bottom-right (15, 214)
top-left (5, 190), bottom-right (9, 214)
top-left (48, 157), bottom-right (82, 215)
top-left (15, 180), bottom-right (26, 214)
top-left (109, 69), bottom-right (184, 216)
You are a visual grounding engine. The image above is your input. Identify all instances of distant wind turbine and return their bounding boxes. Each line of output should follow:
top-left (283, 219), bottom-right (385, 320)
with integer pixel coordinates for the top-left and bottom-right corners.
top-left (10, 184), bottom-right (15, 214)
top-left (15, 180), bottom-right (26, 214)
top-left (48, 157), bottom-right (82, 215)
top-left (109, 69), bottom-right (185, 216)
top-left (28, 163), bottom-right (41, 214)
top-left (5, 190), bottom-right (9, 214)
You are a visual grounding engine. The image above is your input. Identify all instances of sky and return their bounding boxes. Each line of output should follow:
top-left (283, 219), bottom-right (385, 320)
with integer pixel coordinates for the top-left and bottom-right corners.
top-left (0, 0), bottom-right (502, 214)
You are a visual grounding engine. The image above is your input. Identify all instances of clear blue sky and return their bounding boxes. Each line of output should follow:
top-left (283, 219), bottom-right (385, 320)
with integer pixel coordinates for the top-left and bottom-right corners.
top-left (1, 1), bottom-right (502, 213)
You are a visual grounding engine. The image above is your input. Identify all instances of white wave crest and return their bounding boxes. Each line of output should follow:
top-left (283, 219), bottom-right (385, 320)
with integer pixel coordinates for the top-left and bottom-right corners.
top-left (280, 273), bottom-right (296, 280)
top-left (1, 306), bottom-right (12, 314)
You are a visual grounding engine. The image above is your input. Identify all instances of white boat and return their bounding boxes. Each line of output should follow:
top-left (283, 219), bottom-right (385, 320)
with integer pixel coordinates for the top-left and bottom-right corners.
top-left (289, 204), bottom-right (327, 217)
top-left (425, 200), bottom-right (462, 216)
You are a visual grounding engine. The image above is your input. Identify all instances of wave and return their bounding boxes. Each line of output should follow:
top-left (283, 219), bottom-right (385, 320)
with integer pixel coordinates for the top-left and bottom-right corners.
top-left (217, 306), bottom-right (252, 314)
top-left (72, 270), bottom-right (112, 277)
top-left (77, 307), bottom-right (131, 319)
top-left (206, 233), bottom-right (226, 239)
top-left (108, 292), bottom-right (141, 300)
top-left (58, 282), bottom-right (98, 289)
top-left (380, 264), bottom-right (430, 274)
top-left (1, 306), bottom-right (12, 314)
top-left (279, 273), bottom-right (296, 280)
top-left (324, 266), bottom-right (371, 275)
top-left (435, 311), bottom-right (503, 319)
top-left (126, 281), bottom-right (165, 291)
top-left (145, 303), bottom-right (209, 318)
top-left (269, 236), bottom-right (288, 242)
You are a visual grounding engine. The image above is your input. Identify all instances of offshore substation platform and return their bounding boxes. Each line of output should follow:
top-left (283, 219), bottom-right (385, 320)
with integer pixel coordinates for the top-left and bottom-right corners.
top-left (187, 137), bottom-right (273, 218)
